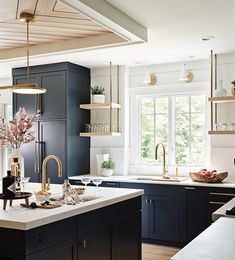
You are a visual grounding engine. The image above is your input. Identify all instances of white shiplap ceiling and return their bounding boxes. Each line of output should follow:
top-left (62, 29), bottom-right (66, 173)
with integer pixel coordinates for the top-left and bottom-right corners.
top-left (0, 0), bottom-right (235, 78)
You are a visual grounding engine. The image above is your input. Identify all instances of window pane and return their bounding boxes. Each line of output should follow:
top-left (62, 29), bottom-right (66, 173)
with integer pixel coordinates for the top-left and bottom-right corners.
top-left (141, 98), bottom-right (154, 114)
top-left (155, 97), bottom-right (168, 113)
top-left (175, 146), bottom-right (189, 165)
top-left (191, 131), bottom-right (205, 147)
top-left (191, 96), bottom-right (205, 112)
top-left (176, 96), bottom-right (189, 113)
top-left (141, 115), bottom-right (154, 132)
top-left (176, 114), bottom-right (189, 131)
top-left (191, 114), bottom-right (205, 131)
top-left (141, 133), bottom-right (154, 161)
top-left (191, 148), bottom-right (205, 165)
top-left (176, 131), bottom-right (189, 147)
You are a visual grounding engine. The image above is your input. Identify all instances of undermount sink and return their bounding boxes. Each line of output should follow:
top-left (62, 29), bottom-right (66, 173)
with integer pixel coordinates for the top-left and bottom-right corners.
top-left (134, 176), bottom-right (186, 182)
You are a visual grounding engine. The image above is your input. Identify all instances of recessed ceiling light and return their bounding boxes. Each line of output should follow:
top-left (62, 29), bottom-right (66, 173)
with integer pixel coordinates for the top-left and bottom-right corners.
top-left (200, 36), bottom-right (215, 41)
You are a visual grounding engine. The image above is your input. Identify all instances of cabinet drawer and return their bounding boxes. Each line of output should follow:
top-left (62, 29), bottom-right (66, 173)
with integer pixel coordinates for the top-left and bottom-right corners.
top-left (202, 187), bottom-right (235, 203)
top-left (121, 182), bottom-right (180, 197)
top-left (25, 217), bottom-right (77, 255)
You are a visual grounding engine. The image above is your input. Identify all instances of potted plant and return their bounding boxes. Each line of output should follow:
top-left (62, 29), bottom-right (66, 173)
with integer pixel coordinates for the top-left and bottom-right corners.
top-left (231, 80), bottom-right (235, 96)
top-left (101, 157), bottom-right (115, 177)
top-left (90, 85), bottom-right (105, 103)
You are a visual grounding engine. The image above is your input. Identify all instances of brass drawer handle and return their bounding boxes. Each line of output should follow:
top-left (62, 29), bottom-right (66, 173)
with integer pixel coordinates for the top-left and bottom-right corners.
top-left (184, 187), bottom-right (195, 190)
top-left (210, 192), bottom-right (235, 197)
top-left (209, 201), bottom-right (226, 205)
top-left (106, 182), bottom-right (116, 186)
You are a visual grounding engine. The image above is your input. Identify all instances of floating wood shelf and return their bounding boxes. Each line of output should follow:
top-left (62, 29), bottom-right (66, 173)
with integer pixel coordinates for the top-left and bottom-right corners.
top-left (80, 132), bottom-right (121, 137)
top-left (208, 130), bottom-right (235, 135)
top-left (208, 96), bottom-right (235, 103)
top-left (80, 103), bottom-right (121, 110)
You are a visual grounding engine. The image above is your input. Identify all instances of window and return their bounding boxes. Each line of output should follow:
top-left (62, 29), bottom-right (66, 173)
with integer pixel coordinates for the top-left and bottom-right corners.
top-left (140, 93), bottom-right (207, 166)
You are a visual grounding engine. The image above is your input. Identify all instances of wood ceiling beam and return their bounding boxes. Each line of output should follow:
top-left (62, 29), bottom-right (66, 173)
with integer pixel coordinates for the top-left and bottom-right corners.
top-left (59, 0), bottom-right (147, 43)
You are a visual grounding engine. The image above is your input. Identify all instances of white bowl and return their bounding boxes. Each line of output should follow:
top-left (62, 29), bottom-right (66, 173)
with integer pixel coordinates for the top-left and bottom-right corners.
top-left (34, 193), bottom-right (50, 202)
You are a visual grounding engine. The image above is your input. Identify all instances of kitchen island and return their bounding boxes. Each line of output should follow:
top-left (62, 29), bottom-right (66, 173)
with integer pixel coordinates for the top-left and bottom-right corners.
top-left (0, 183), bottom-right (143, 260)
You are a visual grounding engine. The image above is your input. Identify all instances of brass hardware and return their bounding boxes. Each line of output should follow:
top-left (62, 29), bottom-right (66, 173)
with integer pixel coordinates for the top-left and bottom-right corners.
top-left (155, 143), bottom-right (168, 177)
top-left (184, 72), bottom-right (193, 83)
top-left (34, 141), bottom-right (38, 173)
top-left (149, 199), bottom-right (153, 204)
top-left (106, 182), bottom-right (116, 186)
top-left (209, 201), bottom-right (226, 205)
top-left (41, 155), bottom-right (62, 191)
top-left (210, 192), bottom-right (235, 196)
top-left (184, 187), bottom-right (196, 190)
top-left (145, 198), bottom-right (148, 204)
top-left (149, 74), bottom-right (157, 85)
top-left (37, 141), bottom-right (40, 172)
top-left (47, 178), bottom-right (51, 190)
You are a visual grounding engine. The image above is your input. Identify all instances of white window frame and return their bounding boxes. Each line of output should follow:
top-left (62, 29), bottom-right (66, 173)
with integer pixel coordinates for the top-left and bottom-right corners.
top-left (129, 83), bottom-right (210, 175)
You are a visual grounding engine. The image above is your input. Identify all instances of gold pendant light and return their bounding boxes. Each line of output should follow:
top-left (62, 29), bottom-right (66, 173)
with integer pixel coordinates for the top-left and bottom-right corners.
top-left (0, 12), bottom-right (47, 94)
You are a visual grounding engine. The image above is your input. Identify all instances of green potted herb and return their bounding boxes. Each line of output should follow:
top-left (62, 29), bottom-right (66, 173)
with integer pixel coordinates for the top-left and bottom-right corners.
top-left (101, 157), bottom-right (115, 177)
top-left (90, 85), bottom-right (105, 103)
top-left (231, 80), bottom-right (235, 96)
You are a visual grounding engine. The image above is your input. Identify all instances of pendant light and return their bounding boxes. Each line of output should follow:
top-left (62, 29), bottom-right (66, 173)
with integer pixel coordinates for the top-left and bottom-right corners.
top-left (0, 12), bottom-right (47, 94)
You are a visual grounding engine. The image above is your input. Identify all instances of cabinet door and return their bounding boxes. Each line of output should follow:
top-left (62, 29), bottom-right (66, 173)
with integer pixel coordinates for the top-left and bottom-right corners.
top-left (40, 71), bottom-right (66, 120)
top-left (182, 186), bottom-right (202, 244)
top-left (40, 121), bottom-right (66, 183)
top-left (26, 237), bottom-right (77, 260)
top-left (78, 225), bottom-right (112, 260)
top-left (13, 75), bottom-right (41, 115)
top-left (113, 212), bottom-right (141, 260)
top-left (150, 195), bottom-right (180, 243)
top-left (142, 195), bottom-right (150, 239)
top-left (20, 122), bottom-right (40, 182)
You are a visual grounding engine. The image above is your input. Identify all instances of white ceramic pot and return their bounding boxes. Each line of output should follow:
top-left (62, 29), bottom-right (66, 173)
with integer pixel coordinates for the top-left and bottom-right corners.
top-left (92, 94), bottom-right (105, 104)
top-left (101, 168), bottom-right (113, 177)
top-left (96, 154), bottom-right (109, 175)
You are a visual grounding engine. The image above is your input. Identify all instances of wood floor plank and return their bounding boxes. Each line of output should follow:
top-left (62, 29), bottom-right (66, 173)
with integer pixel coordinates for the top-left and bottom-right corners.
top-left (142, 243), bottom-right (180, 260)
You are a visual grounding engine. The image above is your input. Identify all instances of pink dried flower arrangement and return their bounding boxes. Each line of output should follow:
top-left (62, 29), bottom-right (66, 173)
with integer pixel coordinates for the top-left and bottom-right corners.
top-left (0, 107), bottom-right (37, 149)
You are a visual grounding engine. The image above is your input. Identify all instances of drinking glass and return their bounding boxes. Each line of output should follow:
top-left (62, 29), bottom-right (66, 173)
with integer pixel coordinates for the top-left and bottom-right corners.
top-left (21, 177), bottom-right (30, 192)
top-left (81, 177), bottom-right (91, 187)
top-left (92, 178), bottom-right (102, 194)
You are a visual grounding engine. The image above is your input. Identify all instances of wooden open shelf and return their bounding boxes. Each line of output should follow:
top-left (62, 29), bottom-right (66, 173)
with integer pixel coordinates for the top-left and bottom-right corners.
top-left (80, 132), bottom-right (121, 137)
top-left (208, 96), bottom-right (235, 103)
top-left (208, 130), bottom-right (235, 135)
top-left (80, 103), bottom-right (121, 110)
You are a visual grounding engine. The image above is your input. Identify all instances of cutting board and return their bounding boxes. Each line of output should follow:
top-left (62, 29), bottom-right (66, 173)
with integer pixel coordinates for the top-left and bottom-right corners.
top-left (20, 202), bottom-right (61, 209)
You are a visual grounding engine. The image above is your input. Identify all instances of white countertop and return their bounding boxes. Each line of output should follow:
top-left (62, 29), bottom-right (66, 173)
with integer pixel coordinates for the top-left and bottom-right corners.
top-left (212, 197), bottom-right (235, 221)
top-left (69, 174), bottom-right (235, 188)
top-left (172, 217), bottom-right (235, 260)
top-left (0, 182), bottom-right (143, 231)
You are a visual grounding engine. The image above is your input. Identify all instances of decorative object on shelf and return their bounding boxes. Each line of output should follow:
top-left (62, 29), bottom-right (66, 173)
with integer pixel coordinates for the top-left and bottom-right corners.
top-left (0, 107), bottom-right (37, 177)
top-left (90, 85), bottom-right (105, 103)
top-left (231, 80), bottom-right (235, 96)
top-left (215, 80), bottom-right (227, 96)
top-left (179, 64), bottom-right (193, 83)
top-left (101, 157), bottom-right (116, 177)
top-left (0, 12), bottom-right (46, 94)
top-left (189, 170), bottom-right (228, 183)
top-left (142, 68), bottom-right (157, 85)
top-left (96, 154), bottom-right (109, 175)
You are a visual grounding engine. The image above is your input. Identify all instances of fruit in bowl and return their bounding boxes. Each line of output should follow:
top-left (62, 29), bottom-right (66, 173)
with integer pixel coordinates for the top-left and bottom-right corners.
top-left (199, 169), bottom-right (217, 178)
top-left (189, 169), bottom-right (228, 183)
top-left (34, 190), bottom-right (50, 202)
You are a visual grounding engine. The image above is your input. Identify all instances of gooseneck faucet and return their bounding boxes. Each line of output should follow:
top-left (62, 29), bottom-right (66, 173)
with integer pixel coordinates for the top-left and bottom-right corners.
top-left (155, 143), bottom-right (168, 177)
top-left (41, 155), bottom-right (62, 191)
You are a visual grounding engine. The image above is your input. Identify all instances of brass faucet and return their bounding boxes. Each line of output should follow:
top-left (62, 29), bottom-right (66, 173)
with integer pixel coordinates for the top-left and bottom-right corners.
top-left (41, 155), bottom-right (62, 191)
top-left (155, 143), bottom-right (168, 177)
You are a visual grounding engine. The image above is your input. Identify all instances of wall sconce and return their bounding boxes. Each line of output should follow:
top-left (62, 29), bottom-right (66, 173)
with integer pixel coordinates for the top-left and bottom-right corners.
top-left (142, 69), bottom-right (157, 85)
top-left (179, 64), bottom-right (193, 83)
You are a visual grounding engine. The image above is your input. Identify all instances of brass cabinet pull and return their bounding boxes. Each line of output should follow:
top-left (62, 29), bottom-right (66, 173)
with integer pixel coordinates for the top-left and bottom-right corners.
top-left (209, 201), bottom-right (226, 205)
top-left (184, 187), bottom-right (196, 190)
top-left (106, 182), bottom-right (116, 186)
top-left (210, 192), bottom-right (235, 197)
top-left (34, 141), bottom-right (38, 173)
top-left (145, 198), bottom-right (148, 204)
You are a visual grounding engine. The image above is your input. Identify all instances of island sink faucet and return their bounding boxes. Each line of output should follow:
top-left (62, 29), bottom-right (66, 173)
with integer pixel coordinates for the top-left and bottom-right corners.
top-left (41, 155), bottom-right (62, 191)
top-left (155, 143), bottom-right (168, 178)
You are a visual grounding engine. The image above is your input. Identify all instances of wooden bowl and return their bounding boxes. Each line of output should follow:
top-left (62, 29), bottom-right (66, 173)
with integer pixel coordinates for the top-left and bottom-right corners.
top-left (189, 171), bottom-right (228, 183)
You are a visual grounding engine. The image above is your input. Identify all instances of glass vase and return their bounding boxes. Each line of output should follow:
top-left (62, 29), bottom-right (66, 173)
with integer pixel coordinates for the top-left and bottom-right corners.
top-left (8, 148), bottom-right (24, 177)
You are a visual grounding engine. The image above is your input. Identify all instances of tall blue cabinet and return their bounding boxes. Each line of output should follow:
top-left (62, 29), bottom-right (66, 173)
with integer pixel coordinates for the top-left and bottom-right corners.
top-left (12, 62), bottom-right (90, 183)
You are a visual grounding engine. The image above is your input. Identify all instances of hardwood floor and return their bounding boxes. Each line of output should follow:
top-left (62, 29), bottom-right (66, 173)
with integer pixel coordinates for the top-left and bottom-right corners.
top-left (142, 243), bottom-right (180, 260)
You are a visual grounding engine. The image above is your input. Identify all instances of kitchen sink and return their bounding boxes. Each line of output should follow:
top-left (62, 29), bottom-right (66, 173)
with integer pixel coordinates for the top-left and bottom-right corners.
top-left (134, 176), bottom-right (186, 182)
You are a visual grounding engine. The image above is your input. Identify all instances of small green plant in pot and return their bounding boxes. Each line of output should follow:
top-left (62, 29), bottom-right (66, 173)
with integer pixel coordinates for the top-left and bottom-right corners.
top-left (101, 157), bottom-right (115, 177)
top-left (231, 81), bottom-right (235, 96)
top-left (90, 85), bottom-right (105, 103)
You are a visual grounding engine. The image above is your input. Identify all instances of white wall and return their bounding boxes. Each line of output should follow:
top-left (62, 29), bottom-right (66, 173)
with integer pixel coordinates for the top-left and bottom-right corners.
top-left (90, 54), bottom-right (235, 181)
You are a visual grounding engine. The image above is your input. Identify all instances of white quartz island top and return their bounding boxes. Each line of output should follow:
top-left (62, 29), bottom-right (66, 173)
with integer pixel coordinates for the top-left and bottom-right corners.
top-left (0, 182), bottom-right (143, 231)
top-left (69, 174), bottom-right (235, 188)
top-left (172, 217), bottom-right (235, 260)
top-left (212, 197), bottom-right (235, 221)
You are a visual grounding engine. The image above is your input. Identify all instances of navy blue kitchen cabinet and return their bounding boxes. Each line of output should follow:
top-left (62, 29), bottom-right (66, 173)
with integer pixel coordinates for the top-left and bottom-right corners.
top-left (12, 62), bottom-right (90, 183)
top-left (121, 182), bottom-right (182, 247)
top-left (70, 180), bottom-right (121, 188)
